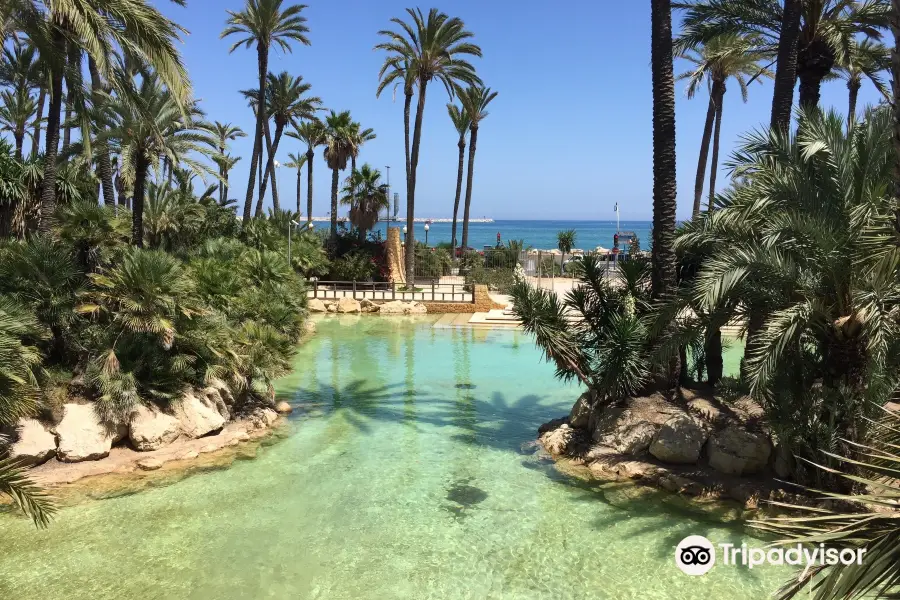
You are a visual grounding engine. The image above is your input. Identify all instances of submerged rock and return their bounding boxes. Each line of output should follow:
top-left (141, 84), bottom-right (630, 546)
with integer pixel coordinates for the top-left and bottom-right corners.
top-left (275, 401), bottom-right (293, 414)
top-left (446, 481), bottom-right (488, 506)
top-left (129, 404), bottom-right (181, 451)
top-left (9, 419), bottom-right (57, 466)
top-left (56, 403), bottom-right (126, 463)
top-left (649, 415), bottom-right (708, 464)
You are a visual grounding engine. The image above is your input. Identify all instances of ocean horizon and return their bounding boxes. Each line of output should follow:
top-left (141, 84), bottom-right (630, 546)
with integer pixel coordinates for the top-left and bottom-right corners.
top-left (369, 219), bottom-right (653, 251)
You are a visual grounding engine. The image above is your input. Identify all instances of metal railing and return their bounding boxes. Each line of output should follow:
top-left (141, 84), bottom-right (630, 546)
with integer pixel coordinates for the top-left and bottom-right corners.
top-left (309, 279), bottom-right (475, 303)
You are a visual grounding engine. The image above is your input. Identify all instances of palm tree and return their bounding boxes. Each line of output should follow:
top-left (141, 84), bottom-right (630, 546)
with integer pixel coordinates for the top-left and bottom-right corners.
top-left (288, 119), bottom-right (325, 226)
top-left (222, 0), bottom-right (310, 225)
top-left (447, 102), bottom-right (470, 255)
top-left (322, 110), bottom-right (354, 241)
top-left (285, 152), bottom-right (306, 215)
top-left (341, 164), bottom-right (390, 244)
top-left (376, 58), bottom-right (416, 216)
top-left (556, 229), bottom-right (576, 273)
top-left (677, 33), bottom-right (771, 215)
top-left (376, 7), bottom-right (482, 284)
top-left (827, 38), bottom-right (890, 129)
top-left (210, 122), bottom-right (246, 204)
top-left (0, 88), bottom-right (38, 159)
top-left (769, 0), bottom-right (802, 132)
top-left (348, 121), bottom-right (376, 177)
top-left (651, 0), bottom-right (679, 387)
top-left (99, 73), bottom-right (217, 247)
top-left (0, 41), bottom-right (45, 158)
top-left (457, 85), bottom-right (497, 253)
top-left (9, 0), bottom-right (191, 234)
top-left (253, 72), bottom-right (320, 215)
top-left (893, 0), bottom-right (900, 242)
top-left (676, 0), bottom-right (889, 112)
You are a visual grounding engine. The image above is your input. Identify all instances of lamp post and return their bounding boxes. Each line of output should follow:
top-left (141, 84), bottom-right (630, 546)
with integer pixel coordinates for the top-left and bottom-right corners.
top-left (288, 219), bottom-right (299, 264)
top-left (385, 165), bottom-right (390, 223)
top-left (424, 223), bottom-right (430, 248)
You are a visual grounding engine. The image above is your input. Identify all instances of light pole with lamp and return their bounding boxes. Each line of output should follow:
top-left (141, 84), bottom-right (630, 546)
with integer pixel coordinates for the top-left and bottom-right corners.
top-left (288, 219), bottom-right (299, 264)
top-left (402, 225), bottom-right (408, 248)
top-left (385, 165), bottom-right (390, 223)
top-left (424, 223), bottom-right (430, 248)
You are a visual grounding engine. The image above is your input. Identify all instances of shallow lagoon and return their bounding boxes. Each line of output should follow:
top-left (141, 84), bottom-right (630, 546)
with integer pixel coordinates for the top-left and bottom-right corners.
top-left (0, 316), bottom-right (786, 599)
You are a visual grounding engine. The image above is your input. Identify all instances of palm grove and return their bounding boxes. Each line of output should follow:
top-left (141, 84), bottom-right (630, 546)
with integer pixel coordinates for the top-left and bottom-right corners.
top-left (510, 1), bottom-right (900, 598)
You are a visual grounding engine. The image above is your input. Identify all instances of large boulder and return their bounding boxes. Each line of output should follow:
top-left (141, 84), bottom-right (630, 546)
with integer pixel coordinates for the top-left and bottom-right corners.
top-left (649, 415), bottom-right (708, 464)
top-left (202, 386), bottom-right (230, 421)
top-left (378, 301), bottom-right (408, 315)
top-left (56, 403), bottom-right (126, 462)
top-left (129, 404), bottom-right (181, 451)
top-left (360, 299), bottom-right (380, 313)
top-left (569, 391), bottom-right (595, 430)
top-left (8, 419), bottom-right (57, 466)
top-left (174, 392), bottom-right (226, 439)
top-left (275, 401), bottom-right (293, 414)
top-left (407, 302), bottom-right (427, 315)
top-left (308, 298), bottom-right (327, 313)
top-left (245, 408), bottom-right (279, 431)
top-left (336, 297), bottom-right (361, 313)
top-left (592, 407), bottom-right (660, 456)
top-left (540, 423), bottom-right (575, 455)
top-left (707, 427), bottom-right (772, 476)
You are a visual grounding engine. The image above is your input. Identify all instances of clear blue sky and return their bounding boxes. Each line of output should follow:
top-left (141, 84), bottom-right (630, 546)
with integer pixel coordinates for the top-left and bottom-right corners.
top-left (158, 1), bottom-right (883, 220)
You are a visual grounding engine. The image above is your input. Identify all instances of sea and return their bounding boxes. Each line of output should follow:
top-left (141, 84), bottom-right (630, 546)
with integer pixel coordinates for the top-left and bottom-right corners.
top-left (371, 220), bottom-right (653, 251)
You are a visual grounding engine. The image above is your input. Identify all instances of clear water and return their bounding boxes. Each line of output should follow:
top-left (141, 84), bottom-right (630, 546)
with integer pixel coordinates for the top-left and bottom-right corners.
top-left (0, 317), bottom-right (786, 599)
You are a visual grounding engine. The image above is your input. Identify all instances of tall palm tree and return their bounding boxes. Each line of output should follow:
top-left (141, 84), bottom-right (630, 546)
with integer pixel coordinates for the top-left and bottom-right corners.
top-left (651, 0), bottom-right (680, 386)
top-left (288, 119), bottom-right (324, 226)
top-left (210, 121), bottom-right (246, 204)
top-left (447, 102), bottom-right (470, 255)
top-left (0, 88), bottom-right (38, 159)
top-left (0, 41), bottom-right (45, 158)
top-left (348, 121), bottom-right (376, 176)
top-left (556, 229), bottom-right (576, 272)
top-left (676, 0), bottom-right (889, 111)
top-left (222, 0), bottom-right (310, 225)
top-left (894, 0), bottom-right (900, 245)
top-left (85, 56), bottom-right (116, 206)
top-left (285, 152), bottom-right (306, 215)
top-left (322, 110), bottom-right (353, 241)
top-left (457, 85), bottom-right (497, 252)
top-left (677, 33), bottom-right (771, 215)
top-left (828, 38), bottom-right (890, 129)
top-left (9, 0), bottom-right (191, 234)
top-left (341, 164), bottom-right (390, 244)
top-left (253, 71), bottom-right (320, 215)
top-left (98, 73), bottom-right (217, 247)
top-left (376, 7), bottom-right (482, 283)
top-left (376, 58), bottom-right (416, 216)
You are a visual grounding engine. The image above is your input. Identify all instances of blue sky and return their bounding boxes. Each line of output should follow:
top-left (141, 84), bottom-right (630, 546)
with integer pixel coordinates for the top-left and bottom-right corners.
top-left (162, 2), bottom-right (880, 219)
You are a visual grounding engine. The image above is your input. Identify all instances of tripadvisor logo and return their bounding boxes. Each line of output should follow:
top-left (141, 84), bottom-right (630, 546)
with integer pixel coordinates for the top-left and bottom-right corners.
top-left (675, 535), bottom-right (868, 577)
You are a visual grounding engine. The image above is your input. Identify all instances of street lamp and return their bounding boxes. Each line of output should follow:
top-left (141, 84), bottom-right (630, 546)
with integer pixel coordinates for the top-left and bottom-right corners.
top-left (288, 219), bottom-right (299, 264)
top-left (402, 225), bottom-right (408, 247)
top-left (424, 223), bottom-right (430, 247)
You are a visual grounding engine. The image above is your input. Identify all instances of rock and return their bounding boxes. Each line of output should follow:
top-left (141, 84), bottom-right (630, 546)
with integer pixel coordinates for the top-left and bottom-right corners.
top-left (592, 407), bottom-right (660, 455)
top-left (198, 443), bottom-right (219, 454)
top-left (129, 404), bottom-right (181, 451)
top-left (275, 401), bottom-right (293, 414)
top-left (540, 423), bottom-right (574, 455)
top-left (569, 391), bottom-right (595, 430)
top-left (136, 458), bottom-right (164, 471)
top-left (658, 474), bottom-right (704, 496)
top-left (407, 302), bottom-right (427, 315)
top-left (649, 415), bottom-right (708, 464)
top-left (56, 403), bottom-right (125, 463)
top-left (245, 408), bottom-right (278, 431)
top-left (773, 443), bottom-right (793, 479)
top-left (326, 302), bottom-right (337, 313)
top-left (178, 450), bottom-right (199, 461)
top-left (336, 297), bottom-right (361, 313)
top-left (203, 387), bottom-right (230, 421)
top-left (378, 300), bottom-right (408, 315)
top-left (707, 426), bottom-right (772, 476)
top-left (8, 419), bottom-right (57, 466)
top-left (360, 299), bottom-right (380, 313)
top-left (174, 392), bottom-right (226, 439)
top-left (208, 378), bottom-right (235, 408)
top-left (303, 320), bottom-right (317, 335)
top-left (308, 298), bottom-right (327, 313)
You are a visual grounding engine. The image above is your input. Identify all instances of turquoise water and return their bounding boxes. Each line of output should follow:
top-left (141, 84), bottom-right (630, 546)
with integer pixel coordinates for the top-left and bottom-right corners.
top-left (0, 317), bottom-right (784, 599)
top-left (371, 219), bottom-right (653, 251)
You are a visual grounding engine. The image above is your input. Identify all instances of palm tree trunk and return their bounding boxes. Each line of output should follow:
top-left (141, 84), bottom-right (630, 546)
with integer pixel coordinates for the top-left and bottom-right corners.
top-left (223, 169), bottom-right (230, 206)
top-left (14, 133), bottom-right (23, 160)
top-left (705, 327), bottom-right (723, 386)
top-left (330, 167), bottom-right (339, 241)
top-left (770, 0), bottom-right (802, 133)
top-left (132, 154), bottom-right (149, 247)
top-left (296, 165), bottom-right (302, 216)
top-left (88, 58), bottom-right (115, 207)
top-left (848, 80), bottom-right (860, 131)
top-left (38, 28), bottom-right (66, 234)
top-left (306, 148), bottom-right (314, 225)
top-left (404, 88), bottom-right (412, 210)
top-left (708, 84), bottom-right (725, 211)
top-left (451, 136), bottom-right (466, 254)
top-left (31, 87), bottom-right (45, 159)
top-left (693, 97), bottom-right (715, 218)
top-left (62, 83), bottom-right (73, 150)
top-left (892, 0), bottom-right (900, 246)
top-left (243, 44), bottom-right (269, 224)
top-left (797, 40), bottom-right (835, 112)
top-left (460, 126), bottom-right (479, 252)
top-left (651, 0), bottom-right (680, 390)
top-left (407, 79), bottom-right (428, 284)
top-left (258, 122), bottom-right (283, 215)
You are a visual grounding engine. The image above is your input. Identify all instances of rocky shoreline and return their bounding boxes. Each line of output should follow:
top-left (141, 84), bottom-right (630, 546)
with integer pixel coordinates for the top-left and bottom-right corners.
top-left (537, 389), bottom-right (799, 511)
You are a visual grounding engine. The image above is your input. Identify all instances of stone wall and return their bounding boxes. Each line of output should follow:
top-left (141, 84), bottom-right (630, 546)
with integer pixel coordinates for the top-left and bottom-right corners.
top-left (421, 285), bottom-right (502, 314)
